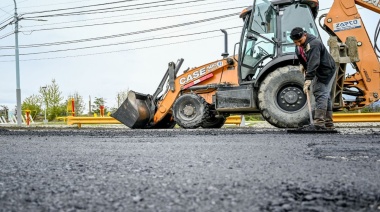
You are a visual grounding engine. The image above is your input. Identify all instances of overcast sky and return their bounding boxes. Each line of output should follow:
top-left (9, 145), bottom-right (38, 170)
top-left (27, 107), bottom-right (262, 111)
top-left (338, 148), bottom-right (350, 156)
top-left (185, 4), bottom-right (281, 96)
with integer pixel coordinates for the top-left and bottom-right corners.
top-left (0, 0), bottom-right (378, 112)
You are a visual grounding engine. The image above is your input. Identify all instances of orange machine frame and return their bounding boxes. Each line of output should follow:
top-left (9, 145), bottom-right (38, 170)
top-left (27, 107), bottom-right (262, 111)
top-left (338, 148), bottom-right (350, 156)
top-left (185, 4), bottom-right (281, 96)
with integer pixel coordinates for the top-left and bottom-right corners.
top-left (325, 0), bottom-right (380, 106)
top-left (153, 59), bottom-right (239, 123)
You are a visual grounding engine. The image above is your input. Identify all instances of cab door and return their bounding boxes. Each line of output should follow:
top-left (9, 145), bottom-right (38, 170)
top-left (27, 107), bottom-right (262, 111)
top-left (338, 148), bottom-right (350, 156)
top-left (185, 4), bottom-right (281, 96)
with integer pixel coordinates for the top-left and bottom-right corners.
top-left (238, 0), bottom-right (276, 83)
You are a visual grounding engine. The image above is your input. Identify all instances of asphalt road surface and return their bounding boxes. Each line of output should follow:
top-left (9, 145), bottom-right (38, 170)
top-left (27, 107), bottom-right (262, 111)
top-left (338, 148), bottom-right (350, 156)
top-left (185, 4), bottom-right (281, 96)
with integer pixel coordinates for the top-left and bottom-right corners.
top-left (0, 125), bottom-right (380, 211)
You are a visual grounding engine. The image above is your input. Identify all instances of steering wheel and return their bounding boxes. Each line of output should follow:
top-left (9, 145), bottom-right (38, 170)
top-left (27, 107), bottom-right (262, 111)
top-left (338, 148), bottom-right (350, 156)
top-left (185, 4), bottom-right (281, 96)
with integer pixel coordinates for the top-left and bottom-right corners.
top-left (258, 46), bottom-right (269, 56)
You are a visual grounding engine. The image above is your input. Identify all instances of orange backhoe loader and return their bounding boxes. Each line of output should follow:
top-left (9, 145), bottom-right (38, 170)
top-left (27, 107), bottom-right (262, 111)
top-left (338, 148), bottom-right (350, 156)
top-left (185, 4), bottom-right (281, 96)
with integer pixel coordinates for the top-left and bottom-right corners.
top-left (112, 0), bottom-right (380, 129)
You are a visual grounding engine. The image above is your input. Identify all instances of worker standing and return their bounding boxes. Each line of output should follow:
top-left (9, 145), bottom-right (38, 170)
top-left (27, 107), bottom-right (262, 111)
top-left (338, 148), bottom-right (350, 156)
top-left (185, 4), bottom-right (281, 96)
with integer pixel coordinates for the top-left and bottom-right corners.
top-left (290, 27), bottom-right (337, 130)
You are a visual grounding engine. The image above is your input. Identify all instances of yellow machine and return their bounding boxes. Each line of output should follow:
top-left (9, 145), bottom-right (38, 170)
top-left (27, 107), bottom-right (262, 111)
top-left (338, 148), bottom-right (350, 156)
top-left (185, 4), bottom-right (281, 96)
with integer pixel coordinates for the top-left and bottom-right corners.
top-left (112, 0), bottom-right (380, 129)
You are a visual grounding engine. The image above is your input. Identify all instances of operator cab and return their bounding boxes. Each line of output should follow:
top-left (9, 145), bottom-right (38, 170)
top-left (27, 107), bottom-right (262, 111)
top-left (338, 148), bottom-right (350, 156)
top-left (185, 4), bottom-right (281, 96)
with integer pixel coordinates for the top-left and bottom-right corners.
top-left (238, 0), bottom-right (320, 82)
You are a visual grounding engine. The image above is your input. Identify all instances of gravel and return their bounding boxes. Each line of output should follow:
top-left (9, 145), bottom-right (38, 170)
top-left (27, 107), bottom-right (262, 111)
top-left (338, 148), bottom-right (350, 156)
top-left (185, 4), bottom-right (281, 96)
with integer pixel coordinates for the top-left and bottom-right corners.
top-left (0, 123), bottom-right (380, 211)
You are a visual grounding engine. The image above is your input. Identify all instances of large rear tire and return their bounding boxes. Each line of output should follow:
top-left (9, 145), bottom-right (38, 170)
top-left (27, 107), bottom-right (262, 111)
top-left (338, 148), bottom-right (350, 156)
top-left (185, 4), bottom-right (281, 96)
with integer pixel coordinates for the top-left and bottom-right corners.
top-left (258, 66), bottom-right (313, 128)
top-left (173, 94), bottom-right (209, 129)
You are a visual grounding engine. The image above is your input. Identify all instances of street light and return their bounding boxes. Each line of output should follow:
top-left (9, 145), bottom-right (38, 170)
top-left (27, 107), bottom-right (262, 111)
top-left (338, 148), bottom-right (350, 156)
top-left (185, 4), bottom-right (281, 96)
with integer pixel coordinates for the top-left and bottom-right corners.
top-left (42, 86), bottom-right (48, 124)
top-left (13, 0), bottom-right (22, 126)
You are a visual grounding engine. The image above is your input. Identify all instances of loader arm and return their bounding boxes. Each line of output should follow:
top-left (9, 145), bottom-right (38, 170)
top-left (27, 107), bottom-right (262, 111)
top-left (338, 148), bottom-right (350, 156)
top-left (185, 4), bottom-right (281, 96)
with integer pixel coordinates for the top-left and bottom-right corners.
top-left (324, 0), bottom-right (380, 107)
top-left (153, 59), bottom-right (236, 124)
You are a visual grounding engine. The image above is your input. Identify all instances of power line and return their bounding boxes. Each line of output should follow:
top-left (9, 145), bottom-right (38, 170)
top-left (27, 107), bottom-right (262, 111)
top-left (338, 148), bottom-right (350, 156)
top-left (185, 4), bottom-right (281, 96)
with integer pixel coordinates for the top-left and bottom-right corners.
top-left (20, 6), bottom-right (244, 33)
top-left (0, 0), bottom-right (97, 19)
top-left (13, 0), bottom-right (102, 9)
top-left (0, 0), bottom-right (28, 19)
top-left (24, 0), bottom-right (212, 18)
top-left (24, 0), bottom-right (141, 15)
top-left (0, 16), bottom-right (13, 26)
top-left (0, 20), bottom-right (13, 32)
top-left (2, 15), bottom-right (237, 53)
top-left (1, 26), bottom-right (240, 56)
top-left (0, 7), bottom-right (12, 16)
top-left (1, 12), bottom-right (239, 49)
top-left (0, 31), bottom-right (13, 39)
top-left (20, 0), bottom-right (236, 29)
top-left (3, 15), bottom-right (237, 47)
top-left (0, 31), bottom-right (241, 62)
top-left (0, 19), bottom-right (14, 39)
top-left (0, 0), bottom-right (28, 10)
top-left (0, 15), bottom-right (14, 25)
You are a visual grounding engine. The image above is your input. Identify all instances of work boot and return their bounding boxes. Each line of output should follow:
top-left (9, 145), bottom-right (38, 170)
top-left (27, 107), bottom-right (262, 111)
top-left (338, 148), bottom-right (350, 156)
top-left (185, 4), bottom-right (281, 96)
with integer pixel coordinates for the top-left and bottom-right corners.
top-left (314, 109), bottom-right (327, 130)
top-left (325, 110), bottom-right (335, 130)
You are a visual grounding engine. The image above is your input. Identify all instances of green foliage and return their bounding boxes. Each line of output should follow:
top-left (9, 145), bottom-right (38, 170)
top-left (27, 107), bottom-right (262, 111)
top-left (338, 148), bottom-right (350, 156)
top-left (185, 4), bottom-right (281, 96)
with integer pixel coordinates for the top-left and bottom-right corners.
top-left (337, 102), bottom-right (380, 113)
top-left (0, 105), bottom-right (9, 120)
top-left (116, 89), bottom-right (129, 106)
top-left (91, 97), bottom-right (107, 115)
top-left (21, 94), bottom-right (42, 119)
top-left (111, 89), bottom-right (129, 113)
top-left (244, 114), bottom-right (264, 121)
top-left (361, 104), bottom-right (380, 113)
top-left (39, 79), bottom-right (64, 121)
top-left (48, 105), bottom-right (66, 120)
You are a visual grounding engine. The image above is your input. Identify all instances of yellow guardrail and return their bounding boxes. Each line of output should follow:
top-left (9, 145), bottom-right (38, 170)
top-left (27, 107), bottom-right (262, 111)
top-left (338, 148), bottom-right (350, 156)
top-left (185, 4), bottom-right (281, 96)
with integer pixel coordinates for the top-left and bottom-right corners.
top-left (224, 115), bottom-right (242, 126)
top-left (56, 116), bottom-right (68, 122)
top-left (67, 115), bottom-right (244, 128)
top-left (67, 116), bottom-right (120, 128)
top-left (66, 113), bottom-right (380, 128)
top-left (332, 113), bottom-right (380, 122)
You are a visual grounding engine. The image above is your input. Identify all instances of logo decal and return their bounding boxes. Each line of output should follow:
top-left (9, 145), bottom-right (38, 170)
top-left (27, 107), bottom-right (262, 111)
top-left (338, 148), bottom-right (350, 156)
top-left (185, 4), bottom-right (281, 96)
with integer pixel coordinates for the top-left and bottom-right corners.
top-left (364, 69), bottom-right (371, 82)
top-left (333, 19), bottom-right (362, 32)
top-left (179, 61), bottom-right (223, 85)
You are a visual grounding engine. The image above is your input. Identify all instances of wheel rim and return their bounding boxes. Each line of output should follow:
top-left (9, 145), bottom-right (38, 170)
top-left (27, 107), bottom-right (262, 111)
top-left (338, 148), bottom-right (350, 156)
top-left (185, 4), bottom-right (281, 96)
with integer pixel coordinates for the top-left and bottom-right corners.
top-left (178, 101), bottom-right (198, 121)
top-left (276, 83), bottom-right (306, 112)
top-left (173, 94), bottom-right (209, 128)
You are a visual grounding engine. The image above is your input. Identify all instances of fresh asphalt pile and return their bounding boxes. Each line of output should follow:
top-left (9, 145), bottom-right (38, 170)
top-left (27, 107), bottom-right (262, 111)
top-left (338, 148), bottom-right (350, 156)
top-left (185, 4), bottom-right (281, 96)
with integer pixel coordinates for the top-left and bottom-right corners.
top-left (0, 125), bottom-right (379, 211)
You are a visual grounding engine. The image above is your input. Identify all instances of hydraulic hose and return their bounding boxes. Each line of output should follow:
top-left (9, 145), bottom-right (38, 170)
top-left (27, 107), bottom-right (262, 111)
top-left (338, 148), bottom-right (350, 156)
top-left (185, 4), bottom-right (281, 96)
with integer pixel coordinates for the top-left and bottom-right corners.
top-left (375, 19), bottom-right (380, 58)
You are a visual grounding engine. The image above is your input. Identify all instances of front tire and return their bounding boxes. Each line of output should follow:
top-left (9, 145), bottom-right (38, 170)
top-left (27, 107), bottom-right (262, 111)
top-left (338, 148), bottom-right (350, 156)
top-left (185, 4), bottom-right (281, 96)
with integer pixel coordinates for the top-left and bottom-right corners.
top-left (258, 66), bottom-right (313, 128)
top-left (173, 94), bottom-right (209, 129)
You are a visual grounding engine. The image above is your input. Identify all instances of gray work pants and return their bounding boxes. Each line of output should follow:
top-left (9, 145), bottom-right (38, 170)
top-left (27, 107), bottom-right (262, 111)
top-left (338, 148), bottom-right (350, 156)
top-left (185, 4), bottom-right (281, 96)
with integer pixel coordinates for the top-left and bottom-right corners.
top-left (311, 71), bottom-right (337, 111)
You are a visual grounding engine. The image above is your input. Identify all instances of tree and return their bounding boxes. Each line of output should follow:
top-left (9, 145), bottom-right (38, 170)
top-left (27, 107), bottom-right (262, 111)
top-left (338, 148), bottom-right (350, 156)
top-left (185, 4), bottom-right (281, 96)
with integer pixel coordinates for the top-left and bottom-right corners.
top-left (21, 94), bottom-right (42, 119)
top-left (91, 97), bottom-right (107, 115)
top-left (0, 105), bottom-right (9, 120)
top-left (66, 92), bottom-right (85, 116)
top-left (39, 79), bottom-right (64, 121)
top-left (110, 89), bottom-right (129, 113)
top-left (116, 89), bottom-right (129, 107)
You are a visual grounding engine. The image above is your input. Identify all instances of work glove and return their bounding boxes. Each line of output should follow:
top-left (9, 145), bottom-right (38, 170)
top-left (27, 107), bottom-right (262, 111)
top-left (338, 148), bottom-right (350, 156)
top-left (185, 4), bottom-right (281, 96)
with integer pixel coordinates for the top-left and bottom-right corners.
top-left (303, 80), bottom-right (311, 94)
top-left (299, 64), bottom-right (306, 75)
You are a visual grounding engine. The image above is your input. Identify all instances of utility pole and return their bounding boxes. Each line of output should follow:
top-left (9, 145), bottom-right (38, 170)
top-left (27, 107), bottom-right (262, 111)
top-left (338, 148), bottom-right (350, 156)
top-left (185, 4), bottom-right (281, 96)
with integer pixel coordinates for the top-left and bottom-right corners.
top-left (13, 0), bottom-right (22, 126)
top-left (88, 95), bottom-right (91, 116)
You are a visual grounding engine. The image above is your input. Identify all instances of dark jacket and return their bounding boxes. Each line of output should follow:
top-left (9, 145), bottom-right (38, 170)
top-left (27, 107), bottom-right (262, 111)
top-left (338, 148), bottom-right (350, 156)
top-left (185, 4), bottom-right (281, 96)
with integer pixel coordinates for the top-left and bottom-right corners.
top-left (295, 34), bottom-right (336, 84)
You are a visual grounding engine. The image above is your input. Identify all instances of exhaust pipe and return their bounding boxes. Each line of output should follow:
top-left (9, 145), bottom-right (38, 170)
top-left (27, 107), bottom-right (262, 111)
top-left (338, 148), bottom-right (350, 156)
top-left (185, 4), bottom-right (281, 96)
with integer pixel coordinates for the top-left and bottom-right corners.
top-left (220, 29), bottom-right (229, 58)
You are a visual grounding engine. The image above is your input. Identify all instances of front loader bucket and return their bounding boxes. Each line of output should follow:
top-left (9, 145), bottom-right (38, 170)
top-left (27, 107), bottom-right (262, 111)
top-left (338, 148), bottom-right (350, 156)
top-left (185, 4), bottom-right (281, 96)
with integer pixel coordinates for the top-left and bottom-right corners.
top-left (111, 91), bottom-right (155, 129)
